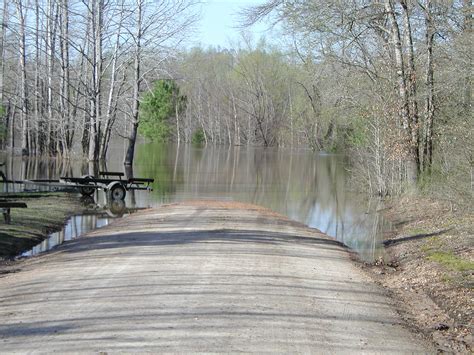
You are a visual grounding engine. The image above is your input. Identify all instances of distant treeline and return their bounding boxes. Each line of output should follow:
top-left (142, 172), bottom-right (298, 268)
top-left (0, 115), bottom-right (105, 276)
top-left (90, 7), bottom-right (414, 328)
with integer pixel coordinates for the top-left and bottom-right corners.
top-left (167, 0), bottom-right (472, 199)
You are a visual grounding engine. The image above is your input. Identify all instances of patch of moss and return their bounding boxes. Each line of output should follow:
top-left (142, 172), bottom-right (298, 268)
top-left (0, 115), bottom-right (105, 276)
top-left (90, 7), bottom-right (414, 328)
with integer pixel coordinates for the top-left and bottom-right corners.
top-left (427, 251), bottom-right (474, 272)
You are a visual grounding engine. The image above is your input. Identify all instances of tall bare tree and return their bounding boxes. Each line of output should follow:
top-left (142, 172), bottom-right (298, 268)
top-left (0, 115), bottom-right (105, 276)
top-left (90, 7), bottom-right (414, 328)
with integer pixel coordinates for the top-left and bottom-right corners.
top-left (124, 0), bottom-right (199, 166)
top-left (14, 0), bottom-right (29, 156)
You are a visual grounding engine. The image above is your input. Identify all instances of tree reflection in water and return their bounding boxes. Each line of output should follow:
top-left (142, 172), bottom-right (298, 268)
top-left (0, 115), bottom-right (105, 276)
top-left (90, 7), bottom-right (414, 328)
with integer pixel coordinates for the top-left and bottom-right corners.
top-left (134, 143), bottom-right (388, 262)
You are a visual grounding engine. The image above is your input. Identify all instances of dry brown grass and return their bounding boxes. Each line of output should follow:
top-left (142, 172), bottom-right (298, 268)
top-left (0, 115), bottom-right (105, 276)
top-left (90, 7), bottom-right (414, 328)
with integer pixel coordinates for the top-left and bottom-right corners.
top-left (365, 195), bottom-right (473, 352)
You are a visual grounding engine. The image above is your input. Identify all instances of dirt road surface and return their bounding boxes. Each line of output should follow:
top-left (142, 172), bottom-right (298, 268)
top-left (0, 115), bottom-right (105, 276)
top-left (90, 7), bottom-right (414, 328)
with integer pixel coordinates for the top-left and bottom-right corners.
top-left (0, 201), bottom-right (432, 353)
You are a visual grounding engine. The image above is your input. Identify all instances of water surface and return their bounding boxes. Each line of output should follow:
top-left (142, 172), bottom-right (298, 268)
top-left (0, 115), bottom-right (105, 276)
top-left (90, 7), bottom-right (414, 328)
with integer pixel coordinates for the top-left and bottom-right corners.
top-left (1, 142), bottom-right (387, 261)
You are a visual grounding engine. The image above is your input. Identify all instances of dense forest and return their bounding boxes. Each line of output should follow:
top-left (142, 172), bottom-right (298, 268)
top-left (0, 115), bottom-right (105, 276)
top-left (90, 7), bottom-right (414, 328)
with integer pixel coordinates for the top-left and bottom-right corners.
top-left (0, 0), bottom-right (472, 201)
top-left (0, 0), bottom-right (199, 163)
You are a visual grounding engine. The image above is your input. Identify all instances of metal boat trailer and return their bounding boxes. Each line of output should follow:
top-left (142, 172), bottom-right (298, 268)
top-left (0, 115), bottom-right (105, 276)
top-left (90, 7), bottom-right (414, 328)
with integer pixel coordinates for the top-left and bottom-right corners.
top-left (1, 172), bottom-right (154, 201)
top-left (60, 172), bottom-right (154, 200)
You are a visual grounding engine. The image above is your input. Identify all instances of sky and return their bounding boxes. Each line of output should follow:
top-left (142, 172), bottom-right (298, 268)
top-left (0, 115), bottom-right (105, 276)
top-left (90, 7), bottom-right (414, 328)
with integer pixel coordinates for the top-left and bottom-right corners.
top-left (192, 0), bottom-right (273, 48)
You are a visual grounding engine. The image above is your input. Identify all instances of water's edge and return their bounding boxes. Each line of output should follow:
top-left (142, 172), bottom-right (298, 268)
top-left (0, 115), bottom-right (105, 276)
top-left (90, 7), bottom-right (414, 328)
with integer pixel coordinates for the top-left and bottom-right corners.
top-left (19, 201), bottom-right (387, 262)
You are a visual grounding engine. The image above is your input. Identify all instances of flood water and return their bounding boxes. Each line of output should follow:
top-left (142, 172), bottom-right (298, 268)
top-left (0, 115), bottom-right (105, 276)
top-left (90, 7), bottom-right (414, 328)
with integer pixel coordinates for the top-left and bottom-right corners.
top-left (1, 142), bottom-right (388, 262)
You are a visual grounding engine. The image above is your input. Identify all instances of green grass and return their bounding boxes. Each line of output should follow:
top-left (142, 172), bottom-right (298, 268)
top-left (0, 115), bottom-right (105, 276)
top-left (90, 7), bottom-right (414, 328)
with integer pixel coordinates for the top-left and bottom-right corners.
top-left (406, 227), bottom-right (430, 235)
top-left (427, 251), bottom-right (474, 272)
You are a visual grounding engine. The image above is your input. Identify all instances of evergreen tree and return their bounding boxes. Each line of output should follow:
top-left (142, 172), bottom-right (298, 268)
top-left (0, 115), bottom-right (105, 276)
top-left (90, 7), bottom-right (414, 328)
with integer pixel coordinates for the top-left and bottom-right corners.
top-left (139, 80), bottom-right (186, 142)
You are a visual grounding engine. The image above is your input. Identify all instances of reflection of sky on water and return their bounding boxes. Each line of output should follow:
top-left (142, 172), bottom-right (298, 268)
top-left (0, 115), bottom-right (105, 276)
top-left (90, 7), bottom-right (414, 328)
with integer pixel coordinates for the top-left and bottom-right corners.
top-left (306, 202), bottom-right (386, 262)
top-left (3, 142), bottom-right (387, 262)
top-left (21, 215), bottom-right (109, 257)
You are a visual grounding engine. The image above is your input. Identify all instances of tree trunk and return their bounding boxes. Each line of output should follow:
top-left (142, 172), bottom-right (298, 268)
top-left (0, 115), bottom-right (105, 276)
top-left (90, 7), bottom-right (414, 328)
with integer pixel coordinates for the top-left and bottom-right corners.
top-left (9, 103), bottom-right (14, 149)
top-left (80, 15), bottom-right (91, 156)
top-left (125, 121), bottom-right (139, 165)
top-left (400, 0), bottom-right (420, 172)
top-left (384, 0), bottom-right (418, 185)
top-left (46, 0), bottom-right (56, 156)
top-left (81, 107), bottom-right (90, 155)
top-left (463, 0), bottom-right (472, 116)
top-left (0, 0), bottom-right (7, 148)
top-left (88, 0), bottom-right (103, 162)
top-left (175, 98), bottom-right (181, 145)
top-left (34, 0), bottom-right (41, 155)
top-left (422, 0), bottom-right (436, 172)
top-left (60, 0), bottom-right (71, 157)
top-left (0, 0), bottom-right (5, 105)
top-left (15, 0), bottom-right (29, 156)
top-left (101, 3), bottom-right (124, 160)
top-left (124, 0), bottom-right (142, 166)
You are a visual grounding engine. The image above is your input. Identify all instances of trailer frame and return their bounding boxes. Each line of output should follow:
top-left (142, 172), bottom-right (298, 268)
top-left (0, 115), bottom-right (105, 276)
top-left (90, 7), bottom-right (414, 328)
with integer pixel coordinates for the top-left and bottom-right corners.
top-left (0, 172), bottom-right (154, 200)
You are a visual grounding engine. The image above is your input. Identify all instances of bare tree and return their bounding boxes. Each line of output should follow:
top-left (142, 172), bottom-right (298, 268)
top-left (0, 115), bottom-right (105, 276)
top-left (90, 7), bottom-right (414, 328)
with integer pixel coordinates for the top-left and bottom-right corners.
top-left (420, 0), bottom-right (436, 171)
top-left (0, 0), bottom-right (8, 147)
top-left (59, 0), bottom-right (72, 156)
top-left (100, 0), bottom-right (128, 160)
top-left (124, 0), bottom-right (143, 166)
top-left (14, 0), bottom-right (29, 156)
top-left (124, 0), bottom-right (199, 166)
top-left (0, 0), bottom-right (7, 106)
top-left (384, 0), bottom-right (418, 184)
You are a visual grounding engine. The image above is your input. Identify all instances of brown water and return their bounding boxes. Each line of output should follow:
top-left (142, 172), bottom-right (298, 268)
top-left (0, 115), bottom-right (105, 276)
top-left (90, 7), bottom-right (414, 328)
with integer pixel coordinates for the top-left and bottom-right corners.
top-left (1, 142), bottom-right (388, 261)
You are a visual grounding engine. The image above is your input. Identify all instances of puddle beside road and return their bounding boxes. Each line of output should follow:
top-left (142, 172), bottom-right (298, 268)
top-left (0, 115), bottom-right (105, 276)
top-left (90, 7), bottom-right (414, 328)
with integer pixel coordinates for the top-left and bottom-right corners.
top-left (20, 214), bottom-right (110, 258)
top-left (18, 195), bottom-right (151, 258)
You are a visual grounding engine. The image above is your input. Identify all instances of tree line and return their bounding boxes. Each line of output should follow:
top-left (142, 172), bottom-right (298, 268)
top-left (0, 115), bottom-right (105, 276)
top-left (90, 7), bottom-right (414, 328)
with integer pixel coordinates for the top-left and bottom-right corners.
top-left (153, 0), bottom-right (471, 198)
top-left (237, 0), bottom-right (472, 197)
top-left (0, 0), bottom-right (198, 163)
top-left (164, 44), bottom-right (338, 151)
top-left (1, 0), bottom-right (472, 200)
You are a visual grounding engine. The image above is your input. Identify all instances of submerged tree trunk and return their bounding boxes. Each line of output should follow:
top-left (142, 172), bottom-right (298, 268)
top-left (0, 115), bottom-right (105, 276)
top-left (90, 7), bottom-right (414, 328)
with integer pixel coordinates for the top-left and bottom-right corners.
top-left (46, 0), bottom-right (57, 156)
top-left (124, 0), bottom-right (142, 166)
top-left (59, 0), bottom-right (72, 157)
top-left (34, 0), bottom-right (42, 155)
top-left (15, 0), bottom-right (29, 156)
top-left (88, 0), bottom-right (103, 161)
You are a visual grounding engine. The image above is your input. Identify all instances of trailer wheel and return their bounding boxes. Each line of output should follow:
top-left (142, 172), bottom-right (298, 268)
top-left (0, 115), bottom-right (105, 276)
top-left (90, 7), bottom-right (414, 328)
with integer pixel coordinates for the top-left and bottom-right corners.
top-left (80, 175), bottom-right (95, 196)
top-left (107, 181), bottom-right (126, 200)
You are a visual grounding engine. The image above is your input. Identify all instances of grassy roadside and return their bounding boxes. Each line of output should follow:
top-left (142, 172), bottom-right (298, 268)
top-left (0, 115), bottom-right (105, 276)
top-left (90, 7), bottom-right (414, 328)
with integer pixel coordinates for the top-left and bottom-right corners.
top-left (362, 196), bottom-right (473, 353)
top-left (0, 192), bottom-right (86, 259)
